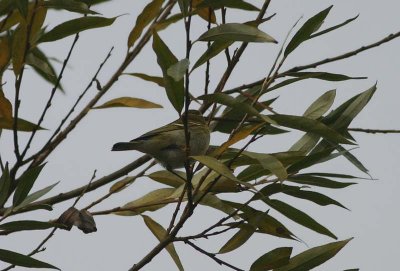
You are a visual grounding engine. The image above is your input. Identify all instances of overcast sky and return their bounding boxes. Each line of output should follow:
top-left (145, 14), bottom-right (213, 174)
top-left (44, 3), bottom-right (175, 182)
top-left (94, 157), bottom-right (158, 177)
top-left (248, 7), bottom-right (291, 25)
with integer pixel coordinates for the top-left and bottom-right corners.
top-left (1, 0), bottom-right (400, 270)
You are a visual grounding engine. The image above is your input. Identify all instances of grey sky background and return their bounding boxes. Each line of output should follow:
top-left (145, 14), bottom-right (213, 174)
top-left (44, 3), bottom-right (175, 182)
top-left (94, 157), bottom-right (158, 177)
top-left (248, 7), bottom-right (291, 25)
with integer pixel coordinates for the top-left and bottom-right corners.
top-left (1, 0), bottom-right (399, 270)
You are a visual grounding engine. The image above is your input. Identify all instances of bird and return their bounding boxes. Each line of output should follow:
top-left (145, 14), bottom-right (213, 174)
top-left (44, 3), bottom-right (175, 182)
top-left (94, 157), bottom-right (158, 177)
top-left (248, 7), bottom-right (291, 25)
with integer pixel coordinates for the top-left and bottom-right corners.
top-left (112, 110), bottom-right (210, 170)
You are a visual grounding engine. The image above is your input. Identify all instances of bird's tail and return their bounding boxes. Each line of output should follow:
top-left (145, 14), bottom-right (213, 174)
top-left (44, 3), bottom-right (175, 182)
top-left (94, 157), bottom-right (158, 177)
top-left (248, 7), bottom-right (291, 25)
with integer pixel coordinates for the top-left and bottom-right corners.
top-left (111, 142), bottom-right (139, 151)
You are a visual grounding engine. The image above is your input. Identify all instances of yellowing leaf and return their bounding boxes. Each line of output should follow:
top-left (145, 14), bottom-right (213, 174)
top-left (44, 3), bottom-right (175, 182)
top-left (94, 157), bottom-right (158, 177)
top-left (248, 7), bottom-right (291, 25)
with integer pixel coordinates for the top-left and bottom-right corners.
top-left (30, 5), bottom-right (47, 43)
top-left (193, 0), bottom-right (216, 24)
top-left (142, 215), bottom-right (184, 271)
top-left (218, 223), bottom-right (255, 254)
top-left (0, 117), bottom-right (45, 132)
top-left (93, 97), bottom-right (162, 109)
top-left (12, 24), bottom-right (28, 75)
top-left (0, 90), bottom-right (12, 121)
top-left (109, 176), bottom-right (136, 193)
top-left (0, 37), bottom-right (10, 71)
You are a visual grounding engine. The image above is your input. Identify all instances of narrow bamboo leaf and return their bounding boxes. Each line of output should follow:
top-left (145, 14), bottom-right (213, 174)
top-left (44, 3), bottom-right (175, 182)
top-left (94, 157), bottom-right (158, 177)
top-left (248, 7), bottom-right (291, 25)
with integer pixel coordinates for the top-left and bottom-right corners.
top-left (197, 0), bottom-right (260, 11)
top-left (238, 164), bottom-right (269, 183)
top-left (30, 5), bottom-right (47, 44)
top-left (0, 220), bottom-right (59, 232)
top-left (93, 97), bottom-right (162, 109)
top-left (287, 71), bottom-right (366, 82)
top-left (197, 23), bottom-right (277, 43)
top-left (336, 145), bottom-right (369, 175)
top-left (264, 199), bottom-right (337, 239)
top-left (287, 147), bottom-right (335, 173)
top-left (288, 175), bottom-right (356, 189)
top-left (0, 0), bottom-right (14, 17)
top-left (13, 164), bottom-right (46, 206)
top-left (116, 188), bottom-right (175, 216)
top-left (303, 89), bottom-right (336, 119)
top-left (191, 40), bottom-right (232, 71)
top-left (109, 176), bottom-right (136, 193)
top-left (275, 239), bottom-right (352, 271)
top-left (192, 155), bottom-right (253, 189)
top-left (0, 117), bottom-right (45, 132)
top-left (284, 189), bottom-right (348, 209)
top-left (0, 164), bottom-right (10, 207)
top-left (15, 182), bottom-right (59, 210)
top-left (12, 24), bottom-right (27, 75)
top-left (0, 37), bottom-right (11, 71)
top-left (250, 247), bottom-right (292, 271)
top-left (142, 215), bottom-right (184, 271)
top-left (192, 0), bottom-right (216, 24)
top-left (123, 72), bottom-right (165, 87)
top-left (80, 0), bottom-right (111, 5)
top-left (0, 249), bottom-right (59, 269)
top-left (39, 16), bottom-right (117, 43)
top-left (268, 114), bottom-right (353, 145)
top-left (15, 0), bottom-right (28, 18)
top-left (218, 223), bottom-right (256, 254)
top-left (148, 170), bottom-right (185, 187)
top-left (167, 58), bottom-right (189, 82)
top-left (154, 12), bottom-right (184, 31)
top-left (177, 0), bottom-right (189, 16)
top-left (242, 151), bottom-right (288, 180)
top-left (199, 194), bottom-right (236, 216)
top-left (289, 133), bottom-right (320, 153)
top-left (285, 6), bottom-right (333, 56)
top-left (26, 52), bottom-right (55, 78)
top-left (198, 93), bottom-right (274, 124)
top-left (127, 0), bottom-right (164, 47)
top-left (307, 172), bottom-right (362, 179)
top-left (44, 0), bottom-right (99, 14)
top-left (152, 31), bottom-right (184, 113)
top-left (310, 15), bottom-right (359, 39)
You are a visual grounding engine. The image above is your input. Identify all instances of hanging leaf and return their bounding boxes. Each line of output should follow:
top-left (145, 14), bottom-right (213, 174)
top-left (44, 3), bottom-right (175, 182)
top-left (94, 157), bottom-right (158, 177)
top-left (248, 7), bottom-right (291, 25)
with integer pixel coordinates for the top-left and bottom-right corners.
top-left (123, 72), bottom-right (165, 87)
top-left (0, 248), bottom-right (59, 269)
top-left (142, 215), bottom-right (184, 271)
top-left (250, 247), bottom-right (292, 271)
top-left (14, 182), bottom-right (59, 211)
top-left (0, 164), bottom-right (11, 207)
top-left (241, 151), bottom-right (288, 181)
top-left (284, 189), bottom-right (348, 209)
top-left (218, 223), bottom-right (256, 254)
top-left (192, 0), bottom-right (216, 24)
top-left (263, 198), bottom-right (337, 239)
top-left (15, 0), bottom-right (28, 18)
top-left (12, 23), bottom-right (28, 76)
top-left (275, 239), bottom-right (352, 271)
top-left (93, 97), bottom-right (162, 109)
top-left (303, 89), bottom-right (336, 119)
top-left (0, 90), bottom-right (12, 121)
top-left (197, 23), bottom-right (277, 43)
top-left (13, 163), bottom-right (46, 206)
top-left (198, 194), bottom-right (236, 216)
top-left (177, 0), bottom-right (189, 16)
top-left (43, 0), bottom-right (99, 14)
top-left (288, 174), bottom-right (356, 189)
top-left (152, 31), bottom-right (184, 113)
top-left (39, 16), bottom-right (118, 43)
top-left (285, 6), bottom-right (333, 56)
top-left (191, 40), bottom-right (232, 71)
top-left (197, 0), bottom-right (260, 11)
top-left (0, 0), bottom-right (14, 17)
top-left (30, 5), bottom-right (47, 44)
top-left (0, 117), bottom-right (45, 132)
top-left (0, 37), bottom-right (11, 72)
top-left (127, 0), bottom-right (164, 48)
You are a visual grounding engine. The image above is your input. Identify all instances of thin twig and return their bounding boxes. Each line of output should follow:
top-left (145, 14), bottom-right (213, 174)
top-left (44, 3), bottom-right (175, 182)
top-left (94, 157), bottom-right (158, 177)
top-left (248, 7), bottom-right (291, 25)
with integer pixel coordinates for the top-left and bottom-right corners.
top-left (72, 170), bottom-right (96, 207)
top-left (183, 240), bottom-right (244, 271)
top-left (348, 128), bottom-right (400, 134)
top-left (204, 8), bottom-right (212, 95)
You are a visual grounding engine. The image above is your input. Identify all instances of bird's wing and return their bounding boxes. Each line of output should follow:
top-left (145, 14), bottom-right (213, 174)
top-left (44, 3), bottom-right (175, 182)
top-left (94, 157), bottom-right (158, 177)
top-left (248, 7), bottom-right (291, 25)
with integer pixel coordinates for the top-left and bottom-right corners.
top-left (131, 119), bottom-right (183, 141)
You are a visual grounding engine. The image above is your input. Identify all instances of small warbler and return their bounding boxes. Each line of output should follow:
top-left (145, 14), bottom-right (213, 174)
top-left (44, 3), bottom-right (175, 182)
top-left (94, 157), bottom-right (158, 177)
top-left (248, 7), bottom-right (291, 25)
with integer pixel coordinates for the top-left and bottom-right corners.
top-left (112, 110), bottom-right (210, 170)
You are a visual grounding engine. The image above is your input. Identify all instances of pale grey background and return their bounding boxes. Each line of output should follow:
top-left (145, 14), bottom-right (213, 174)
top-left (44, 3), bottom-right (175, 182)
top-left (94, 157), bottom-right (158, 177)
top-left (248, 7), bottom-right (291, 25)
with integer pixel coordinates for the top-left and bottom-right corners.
top-left (1, 0), bottom-right (399, 270)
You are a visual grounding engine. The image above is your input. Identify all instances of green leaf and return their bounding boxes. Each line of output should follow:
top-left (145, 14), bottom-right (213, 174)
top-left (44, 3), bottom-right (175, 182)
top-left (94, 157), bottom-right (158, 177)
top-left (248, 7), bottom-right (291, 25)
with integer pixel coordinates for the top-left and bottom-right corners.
top-left (285, 6), bottom-right (333, 56)
top-left (310, 15), bottom-right (359, 39)
top-left (264, 199), bottom-right (337, 239)
top-left (127, 0), bottom-right (164, 47)
top-left (241, 151), bottom-right (288, 180)
top-left (0, 164), bottom-right (10, 207)
top-left (0, 248), bottom-right (59, 269)
top-left (12, 24), bottom-right (27, 76)
top-left (167, 58), bottom-right (189, 82)
top-left (147, 170), bottom-right (185, 188)
top-left (116, 188), bottom-right (175, 216)
top-left (287, 71), bottom-right (366, 82)
top-left (15, 0), bottom-right (28, 18)
top-left (15, 182), bottom-right (59, 211)
top-left (93, 97), bottom-right (163, 109)
top-left (275, 239), bottom-right (352, 271)
top-left (268, 114), bottom-right (353, 145)
top-left (0, 220), bottom-right (59, 232)
top-left (39, 16), bottom-right (117, 43)
top-left (13, 164), bottom-right (46, 206)
top-left (192, 155), bottom-right (253, 189)
top-left (198, 93), bottom-right (274, 124)
top-left (177, 0), bottom-right (189, 16)
top-left (191, 40), bottom-right (233, 71)
top-left (288, 174), bottom-right (356, 189)
top-left (250, 247), bottom-right (292, 271)
top-left (303, 89), bottom-right (336, 119)
top-left (0, 0), bottom-right (14, 17)
top-left (142, 215), bottom-right (184, 271)
top-left (287, 147), bottom-right (336, 173)
top-left (197, 0), bottom-right (259, 11)
top-left (218, 223), bottom-right (256, 254)
top-left (198, 194), bottom-right (236, 216)
top-left (197, 23), bottom-right (277, 43)
top-left (109, 176), bottom-right (137, 193)
top-left (0, 117), bottom-right (45, 132)
top-left (284, 189), bottom-right (348, 209)
top-left (44, 0), bottom-right (98, 14)
top-left (123, 72), bottom-right (165, 87)
top-left (152, 31), bottom-right (184, 113)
